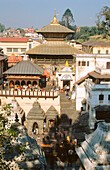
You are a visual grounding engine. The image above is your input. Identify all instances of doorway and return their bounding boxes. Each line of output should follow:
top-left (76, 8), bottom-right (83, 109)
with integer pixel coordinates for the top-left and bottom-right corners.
top-left (63, 80), bottom-right (70, 88)
top-left (32, 122), bottom-right (39, 134)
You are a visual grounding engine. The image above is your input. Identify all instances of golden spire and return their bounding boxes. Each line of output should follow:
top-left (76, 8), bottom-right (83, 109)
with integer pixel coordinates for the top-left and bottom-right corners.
top-left (65, 61), bottom-right (69, 67)
top-left (51, 9), bottom-right (59, 25)
top-left (59, 67), bottom-right (61, 71)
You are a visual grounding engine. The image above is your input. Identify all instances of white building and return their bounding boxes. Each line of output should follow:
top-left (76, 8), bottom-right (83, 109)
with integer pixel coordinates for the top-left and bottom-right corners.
top-left (85, 68), bottom-right (110, 129)
top-left (75, 54), bottom-right (110, 81)
top-left (74, 68), bottom-right (110, 129)
top-left (82, 41), bottom-right (110, 54)
top-left (56, 61), bottom-right (75, 91)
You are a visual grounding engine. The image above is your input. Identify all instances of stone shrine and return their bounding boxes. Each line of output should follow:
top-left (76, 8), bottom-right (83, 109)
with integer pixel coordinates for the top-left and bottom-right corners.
top-left (76, 121), bottom-right (110, 170)
top-left (27, 101), bottom-right (45, 134)
top-left (46, 105), bottom-right (58, 130)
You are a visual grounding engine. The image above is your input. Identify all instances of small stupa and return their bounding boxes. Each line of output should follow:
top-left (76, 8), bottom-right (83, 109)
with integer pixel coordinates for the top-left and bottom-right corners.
top-left (76, 121), bottom-right (110, 170)
top-left (27, 101), bottom-right (44, 134)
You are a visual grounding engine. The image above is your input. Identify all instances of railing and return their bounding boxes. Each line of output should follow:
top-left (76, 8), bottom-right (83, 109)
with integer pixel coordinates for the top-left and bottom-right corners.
top-left (0, 89), bottom-right (59, 99)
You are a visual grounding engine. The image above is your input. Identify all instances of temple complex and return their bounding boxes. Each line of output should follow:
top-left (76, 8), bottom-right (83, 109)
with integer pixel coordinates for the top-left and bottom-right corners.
top-left (26, 10), bottom-right (85, 75)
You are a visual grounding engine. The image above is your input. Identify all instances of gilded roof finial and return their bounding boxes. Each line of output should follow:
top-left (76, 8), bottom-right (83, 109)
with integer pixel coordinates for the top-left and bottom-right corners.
top-left (54, 9), bottom-right (56, 16)
top-left (65, 61), bottom-right (69, 67)
top-left (59, 67), bottom-right (61, 71)
top-left (51, 9), bottom-right (59, 25)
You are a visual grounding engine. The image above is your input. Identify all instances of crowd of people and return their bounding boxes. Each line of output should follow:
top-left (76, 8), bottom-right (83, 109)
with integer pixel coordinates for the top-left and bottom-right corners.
top-left (41, 117), bottom-right (78, 168)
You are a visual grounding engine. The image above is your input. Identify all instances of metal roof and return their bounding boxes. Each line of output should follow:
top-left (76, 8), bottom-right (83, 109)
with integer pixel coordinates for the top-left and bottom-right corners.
top-left (82, 41), bottom-right (110, 47)
top-left (4, 60), bottom-right (44, 75)
top-left (27, 42), bottom-right (86, 55)
top-left (37, 24), bottom-right (74, 33)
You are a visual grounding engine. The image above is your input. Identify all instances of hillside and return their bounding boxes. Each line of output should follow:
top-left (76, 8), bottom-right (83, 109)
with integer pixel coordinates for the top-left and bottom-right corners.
top-left (76, 34), bottom-right (110, 44)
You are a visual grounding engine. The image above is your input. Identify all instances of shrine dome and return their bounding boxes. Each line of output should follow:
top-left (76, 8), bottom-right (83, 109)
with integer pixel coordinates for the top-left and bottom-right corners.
top-left (8, 53), bottom-right (18, 63)
top-left (42, 66), bottom-right (50, 78)
top-left (18, 55), bottom-right (23, 62)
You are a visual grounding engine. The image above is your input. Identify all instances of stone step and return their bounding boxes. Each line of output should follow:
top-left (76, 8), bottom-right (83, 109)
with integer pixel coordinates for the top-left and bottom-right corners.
top-left (61, 108), bottom-right (74, 111)
top-left (61, 103), bottom-right (75, 107)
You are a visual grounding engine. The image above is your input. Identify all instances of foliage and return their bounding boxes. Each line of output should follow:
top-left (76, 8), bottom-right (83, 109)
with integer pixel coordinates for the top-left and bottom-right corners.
top-left (0, 104), bottom-right (24, 169)
top-left (7, 125), bottom-right (18, 137)
top-left (17, 28), bottom-right (25, 37)
top-left (0, 23), bottom-right (5, 32)
top-left (59, 6), bottom-right (110, 42)
top-left (61, 8), bottom-right (75, 28)
top-left (96, 6), bottom-right (110, 35)
top-left (0, 104), bottom-right (12, 133)
top-left (15, 145), bottom-right (25, 154)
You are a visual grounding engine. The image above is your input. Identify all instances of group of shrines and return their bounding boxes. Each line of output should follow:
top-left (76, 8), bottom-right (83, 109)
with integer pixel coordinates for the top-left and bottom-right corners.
top-left (1, 10), bottom-right (110, 170)
top-left (4, 11), bottom-right (79, 90)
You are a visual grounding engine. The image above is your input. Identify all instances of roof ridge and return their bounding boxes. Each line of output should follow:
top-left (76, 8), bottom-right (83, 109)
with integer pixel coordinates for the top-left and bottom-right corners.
top-left (26, 43), bottom-right (42, 54)
top-left (37, 23), bottom-right (74, 33)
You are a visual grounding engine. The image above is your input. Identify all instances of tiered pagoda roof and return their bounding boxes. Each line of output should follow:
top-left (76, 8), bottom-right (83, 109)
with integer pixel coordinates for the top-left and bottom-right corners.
top-left (27, 10), bottom-right (86, 56)
top-left (27, 41), bottom-right (86, 55)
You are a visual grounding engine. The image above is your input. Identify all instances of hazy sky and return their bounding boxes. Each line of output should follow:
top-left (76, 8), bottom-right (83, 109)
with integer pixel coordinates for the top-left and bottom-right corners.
top-left (0, 0), bottom-right (109, 29)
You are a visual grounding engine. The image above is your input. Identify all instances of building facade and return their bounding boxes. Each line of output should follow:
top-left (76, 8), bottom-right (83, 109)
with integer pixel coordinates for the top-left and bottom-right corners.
top-left (82, 41), bottom-right (110, 54)
top-left (0, 37), bottom-right (41, 57)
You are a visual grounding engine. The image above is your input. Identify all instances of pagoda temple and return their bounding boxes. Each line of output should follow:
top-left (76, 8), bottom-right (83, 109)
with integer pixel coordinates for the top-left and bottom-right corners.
top-left (27, 10), bottom-right (85, 75)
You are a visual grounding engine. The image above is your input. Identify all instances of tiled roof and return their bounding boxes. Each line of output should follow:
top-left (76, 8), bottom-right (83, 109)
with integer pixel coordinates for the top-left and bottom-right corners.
top-left (0, 37), bottom-right (28, 43)
top-left (27, 42), bottom-right (86, 55)
top-left (37, 24), bottom-right (74, 33)
top-left (4, 60), bottom-right (44, 75)
top-left (82, 41), bottom-right (110, 47)
top-left (74, 71), bottom-right (110, 85)
top-left (74, 74), bottom-right (89, 85)
top-left (89, 71), bottom-right (110, 79)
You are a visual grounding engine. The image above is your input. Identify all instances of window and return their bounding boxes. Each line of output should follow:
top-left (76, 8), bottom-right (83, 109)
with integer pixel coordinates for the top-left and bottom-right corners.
top-left (82, 61), bottom-right (86, 66)
top-left (106, 62), bottom-right (110, 69)
top-left (98, 50), bottom-right (100, 54)
top-left (99, 94), bottom-right (104, 104)
top-left (78, 61), bottom-right (80, 66)
top-left (87, 61), bottom-right (89, 66)
top-left (106, 50), bottom-right (109, 54)
top-left (7, 48), bottom-right (12, 52)
top-left (108, 95), bottom-right (110, 103)
top-left (21, 48), bottom-right (26, 52)
top-left (13, 48), bottom-right (18, 52)
top-left (29, 44), bottom-right (32, 49)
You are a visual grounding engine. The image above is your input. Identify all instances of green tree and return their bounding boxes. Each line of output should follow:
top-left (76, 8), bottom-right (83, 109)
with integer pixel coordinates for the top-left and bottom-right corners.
top-left (0, 23), bottom-right (5, 32)
top-left (17, 28), bottom-right (25, 37)
top-left (61, 8), bottom-right (75, 28)
top-left (96, 6), bottom-right (110, 35)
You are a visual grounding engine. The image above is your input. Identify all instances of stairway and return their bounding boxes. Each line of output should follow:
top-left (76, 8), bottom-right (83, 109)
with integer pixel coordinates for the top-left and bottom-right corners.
top-left (60, 92), bottom-right (79, 125)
